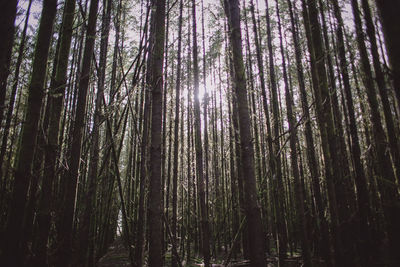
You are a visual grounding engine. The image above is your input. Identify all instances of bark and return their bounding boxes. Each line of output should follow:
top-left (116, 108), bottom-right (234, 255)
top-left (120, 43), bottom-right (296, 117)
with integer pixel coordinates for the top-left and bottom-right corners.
top-left (191, 0), bottom-right (211, 265)
top-left (0, 0), bottom-right (33, 193)
top-left (361, 0), bottom-right (400, 189)
top-left (286, 1), bottom-right (333, 265)
top-left (171, 0), bottom-right (184, 266)
top-left (79, 0), bottom-right (112, 265)
top-left (186, 15), bottom-right (193, 262)
top-left (330, 0), bottom-right (373, 264)
top-left (147, 0), bottom-right (166, 266)
top-left (56, 0), bottom-right (99, 264)
top-left (134, 10), bottom-right (152, 267)
top-left (224, 0), bottom-right (267, 266)
top-left (225, 20), bottom-right (249, 259)
top-left (201, 0), bottom-right (210, 210)
top-left (374, 0), bottom-right (400, 112)
top-left (302, 0), bottom-right (346, 264)
top-left (227, 82), bottom-right (240, 259)
top-left (0, 0), bottom-right (18, 126)
top-left (264, 0), bottom-right (288, 262)
top-left (275, 1), bottom-right (312, 265)
top-left (319, 1), bottom-right (354, 228)
top-left (1, 1), bottom-right (58, 266)
top-left (350, 0), bottom-right (400, 262)
top-left (34, 0), bottom-right (77, 265)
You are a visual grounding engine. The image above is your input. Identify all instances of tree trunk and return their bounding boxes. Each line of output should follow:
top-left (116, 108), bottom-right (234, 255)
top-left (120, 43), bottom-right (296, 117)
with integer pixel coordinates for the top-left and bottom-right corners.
top-left (0, 0), bottom-right (18, 126)
top-left (350, 0), bottom-right (400, 262)
top-left (275, 1), bottom-right (312, 265)
top-left (264, 1), bottom-right (289, 262)
top-left (34, 0), bottom-right (77, 265)
top-left (171, 0), bottom-right (184, 266)
top-left (147, 0), bottom-right (166, 266)
top-left (286, 1), bottom-right (333, 265)
top-left (79, 0), bottom-right (112, 265)
top-left (302, 0), bottom-right (347, 264)
top-left (330, 0), bottom-right (373, 264)
top-left (224, 0), bottom-right (267, 266)
top-left (0, 0), bottom-right (33, 194)
top-left (374, 0), bottom-right (400, 112)
top-left (56, 0), bottom-right (99, 264)
top-left (1, 1), bottom-right (58, 266)
top-left (191, 0), bottom-right (211, 265)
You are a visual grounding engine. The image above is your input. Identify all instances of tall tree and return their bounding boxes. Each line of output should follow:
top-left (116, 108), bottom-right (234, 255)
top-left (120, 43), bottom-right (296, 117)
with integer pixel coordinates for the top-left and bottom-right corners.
top-left (374, 0), bottom-right (400, 110)
top-left (79, 0), bottom-right (112, 265)
top-left (56, 0), bottom-right (99, 264)
top-left (302, 0), bottom-right (347, 264)
top-left (171, 0), bottom-right (184, 266)
top-left (0, 0), bottom-right (18, 126)
top-left (1, 0), bottom-right (58, 266)
top-left (265, 0), bottom-right (289, 262)
top-left (351, 0), bottom-right (400, 262)
top-left (147, 0), bottom-right (166, 266)
top-left (286, 0), bottom-right (332, 264)
top-left (275, 0), bottom-right (312, 265)
top-left (330, 0), bottom-right (372, 264)
top-left (224, 0), bottom-right (267, 265)
top-left (0, 0), bottom-right (33, 192)
top-left (191, 0), bottom-right (211, 265)
top-left (360, 0), bottom-right (400, 188)
top-left (34, 0), bottom-right (77, 265)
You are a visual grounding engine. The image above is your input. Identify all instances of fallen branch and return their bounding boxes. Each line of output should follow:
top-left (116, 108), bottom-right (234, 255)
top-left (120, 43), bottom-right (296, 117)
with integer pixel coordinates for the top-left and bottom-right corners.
top-left (223, 216), bottom-right (246, 266)
top-left (163, 213), bottom-right (184, 267)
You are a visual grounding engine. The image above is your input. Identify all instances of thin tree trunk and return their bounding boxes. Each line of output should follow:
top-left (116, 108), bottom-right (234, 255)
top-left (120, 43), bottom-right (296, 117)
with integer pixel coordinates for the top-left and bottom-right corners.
top-left (0, 0), bottom-right (33, 194)
top-left (79, 0), bottom-right (112, 265)
top-left (191, 0), bottom-right (211, 265)
top-left (275, 1), bottom-right (312, 265)
top-left (330, 0), bottom-right (372, 264)
top-left (374, 0), bottom-right (400, 112)
top-left (350, 0), bottom-right (400, 262)
top-left (286, 1), bottom-right (333, 265)
top-left (171, 0), bottom-right (184, 266)
top-left (264, 1), bottom-right (288, 263)
top-left (361, 0), bottom-right (400, 189)
top-left (224, 0), bottom-right (267, 265)
top-left (56, 0), bottom-right (99, 264)
top-left (0, 0), bottom-right (18, 126)
top-left (34, 0), bottom-right (77, 265)
top-left (302, 0), bottom-right (346, 264)
top-left (1, 1), bottom-right (58, 266)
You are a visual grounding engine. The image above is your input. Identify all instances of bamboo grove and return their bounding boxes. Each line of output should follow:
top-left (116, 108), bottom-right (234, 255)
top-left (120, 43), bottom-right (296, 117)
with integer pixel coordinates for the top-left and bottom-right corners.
top-left (0, 0), bottom-right (399, 266)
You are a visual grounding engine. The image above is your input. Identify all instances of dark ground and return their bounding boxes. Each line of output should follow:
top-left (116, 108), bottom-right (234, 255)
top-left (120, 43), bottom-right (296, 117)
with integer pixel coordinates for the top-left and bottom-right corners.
top-left (97, 239), bottom-right (325, 266)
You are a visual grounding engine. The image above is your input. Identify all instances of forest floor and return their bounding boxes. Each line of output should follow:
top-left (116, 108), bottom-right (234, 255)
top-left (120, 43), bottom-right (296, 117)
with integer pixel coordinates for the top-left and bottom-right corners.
top-left (98, 238), bottom-right (131, 267)
top-left (97, 239), bottom-right (325, 266)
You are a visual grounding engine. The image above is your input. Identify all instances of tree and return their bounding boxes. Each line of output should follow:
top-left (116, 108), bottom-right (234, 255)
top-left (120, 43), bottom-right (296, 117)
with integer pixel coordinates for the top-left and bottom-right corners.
top-left (192, 0), bottom-right (211, 265)
top-left (374, 0), bottom-right (400, 111)
top-left (147, 0), bottom-right (166, 266)
top-left (0, 0), bottom-right (18, 126)
top-left (34, 0), bottom-right (76, 264)
top-left (171, 0), bottom-right (184, 266)
top-left (302, 0), bottom-right (347, 264)
top-left (224, 0), bottom-right (266, 265)
top-left (275, 0), bottom-right (312, 265)
top-left (1, 0), bottom-right (58, 265)
top-left (1, 0), bottom-right (400, 265)
top-left (351, 0), bottom-right (400, 262)
top-left (56, 0), bottom-right (99, 264)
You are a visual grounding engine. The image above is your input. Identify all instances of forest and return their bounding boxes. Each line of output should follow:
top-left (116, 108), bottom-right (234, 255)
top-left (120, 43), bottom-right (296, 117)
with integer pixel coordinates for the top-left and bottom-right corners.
top-left (0, 0), bottom-right (399, 266)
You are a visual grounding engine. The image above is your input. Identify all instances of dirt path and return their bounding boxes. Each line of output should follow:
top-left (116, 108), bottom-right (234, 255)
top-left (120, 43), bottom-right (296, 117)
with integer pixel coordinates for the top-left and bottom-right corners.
top-left (97, 238), bottom-right (131, 267)
top-left (97, 240), bottom-right (309, 266)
